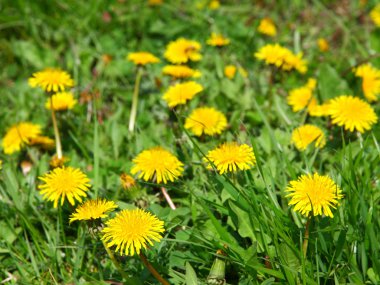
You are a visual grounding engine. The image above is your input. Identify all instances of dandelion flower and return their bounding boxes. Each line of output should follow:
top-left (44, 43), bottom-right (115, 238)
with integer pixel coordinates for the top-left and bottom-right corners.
top-left (354, 63), bottom-right (380, 102)
top-left (287, 78), bottom-right (317, 112)
top-left (308, 102), bottom-right (331, 117)
top-left (209, 0), bottom-right (220, 10)
top-left (327, 95), bottom-right (378, 133)
top-left (286, 173), bottom-right (343, 217)
top-left (370, 4), bottom-right (380, 27)
top-left (131, 146), bottom-right (184, 184)
top-left (205, 142), bottom-right (256, 174)
top-left (38, 166), bottom-right (91, 208)
top-left (162, 65), bottom-right (201, 79)
top-left (29, 136), bottom-right (55, 149)
top-left (127, 52), bottom-right (160, 66)
top-left (102, 208), bottom-right (165, 256)
top-left (185, 107), bottom-right (227, 136)
top-left (317, 38), bottom-right (329, 52)
top-left (291, 125), bottom-right (326, 151)
top-left (162, 81), bottom-right (203, 108)
top-left (45, 91), bottom-right (77, 111)
top-left (164, 38), bottom-right (202, 64)
top-left (224, 65), bottom-right (236, 79)
top-left (207, 33), bottom-right (230, 47)
top-left (148, 0), bottom-right (163, 5)
top-left (255, 44), bottom-right (307, 74)
top-left (2, 122), bottom-right (41, 154)
top-left (29, 68), bottom-right (74, 92)
top-left (257, 18), bottom-right (277, 37)
top-left (120, 173), bottom-right (136, 190)
top-left (69, 199), bottom-right (118, 223)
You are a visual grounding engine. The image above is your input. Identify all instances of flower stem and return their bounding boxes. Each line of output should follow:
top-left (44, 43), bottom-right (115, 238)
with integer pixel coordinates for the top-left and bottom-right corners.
top-left (302, 217), bottom-right (311, 259)
top-left (101, 239), bottom-right (130, 280)
top-left (139, 252), bottom-right (169, 285)
top-left (128, 67), bottom-right (143, 132)
top-left (50, 96), bottom-right (63, 159)
top-left (161, 187), bottom-right (176, 210)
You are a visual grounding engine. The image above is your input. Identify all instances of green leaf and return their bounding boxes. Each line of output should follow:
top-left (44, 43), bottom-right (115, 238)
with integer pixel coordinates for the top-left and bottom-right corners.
top-left (185, 262), bottom-right (198, 285)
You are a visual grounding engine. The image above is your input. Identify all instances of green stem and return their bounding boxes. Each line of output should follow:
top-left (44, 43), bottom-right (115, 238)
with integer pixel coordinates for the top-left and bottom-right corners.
top-left (139, 252), bottom-right (169, 285)
top-left (101, 239), bottom-right (130, 280)
top-left (128, 67), bottom-right (143, 132)
top-left (50, 96), bottom-right (63, 159)
top-left (303, 217), bottom-right (311, 259)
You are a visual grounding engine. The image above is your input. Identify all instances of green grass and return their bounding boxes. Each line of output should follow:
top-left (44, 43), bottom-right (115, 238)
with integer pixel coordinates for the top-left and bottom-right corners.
top-left (1, 0), bottom-right (380, 284)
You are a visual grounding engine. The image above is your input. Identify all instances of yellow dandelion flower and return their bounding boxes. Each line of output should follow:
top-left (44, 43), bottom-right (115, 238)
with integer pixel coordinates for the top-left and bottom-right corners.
top-left (148, 0), bottom-right (163, 5)
top-left (308, 102), bottom-right (331, 117)
top-left (45, 91), bottom-right (77, 111)
top-left (354, 63), bottom-right (380, 102)
top-left (29, 136), bottom-right (55, 149)
top-left (102, 208), bottom-right (165, 256)
top-left (162, 81), bottom-right (203, 108)
top-left (162, 65), bottom-right (201, 79)
top-left (207, 33), bottom-right (230, 47)
top-left (370, 4), bottom-right (380, 27)
top-left (127, 52), bottom-right (160, 66)
top-left (286, 173), bottom-right (343, 217)
top-left (291, 125), bottom-right (326, 151)
top-left (2, 122), bottom-right (41, 154)
top-left (28, 68), bottom-right (74, 93)
top-left (164, 38), bottom-right (202, 64)
top-left (317, 38), bottom-right (329, 52)
top-left (224, 65), bottom-right (237, 79)
top-left (120, 173), bottom-right (136, 190)
top-left (205, 142), bottom-right (256, 174)
top-left (257, 18), bottom-right (277, 37)
top-left (327, 95), bottom-right (378, 133)
top-left (287, 79), bottom-right (317, 112)
top-left (69, 199), bottom-right (118, 223)
top-left (254, 44), bottom-right (307, 74)
top-left (38, 166), bottom-right (91, 208)
top-left (131, 146), bottom-right (184, 184)
top-left (209, 0), bottom-right (220, 9)
top-left (185, 107), bottom-right (227, 136)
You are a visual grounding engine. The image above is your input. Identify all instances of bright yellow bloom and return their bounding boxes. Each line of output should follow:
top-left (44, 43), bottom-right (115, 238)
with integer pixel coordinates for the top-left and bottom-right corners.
top-left (208, 0), bottom-right (220, 9)
top-left (162, 65), bottom-right (201, 79)
top-left (224, 65), bottom-right (236, 79)
top-left (185, 107), bottom-right (227, 136)
top-left (120, 173), bottom-right (136, 190)
top-left (255, 44), bottom-right (307, 74)
top-left (370, 4), bottom-right (380, 27)
top-left (205, 142), bottom-right (256, 174)
top-left (164, 38), bottom-right (202, 64)
top-left (131, 146), bottom-right (184, 184)
top-left (257, 18), bottom-right (277, 37)
top-left (287, 78), bottom-right (317, 112)
top-left (207, 33), bottom-right (230, 47)
top-left (327, 95), bottom-right (378, 133)
top-left (28, 68), bottom-right (74, 92)
top-left (317, 38), bottom-right (329, 52)
top-left (45, 92), bottom-right (77, 111)
top-left (2, 122), bottom-right (41, 154)
top-left (308, 102), bottom-right (331, 117)
top-left (286, 173), bottom-right (343, 217)
top-left (38, 167), bottom-right (90, 208)
top-left (69, 199), bottom-right (118, 223)
top-left (148, 0), bottom-right (163, 5)
top-left (102, 209), bottom-right (165, 256)
top-left (127, 52), bottom-right (160, 66)
top-left (291, 125), bottom-right (326, 151)
top-left (354, 63), bottom-right (380, 102)
top-left (162, 81), bottom-right (203, 108)
top-left (29, 136), bottom-right (55, 149)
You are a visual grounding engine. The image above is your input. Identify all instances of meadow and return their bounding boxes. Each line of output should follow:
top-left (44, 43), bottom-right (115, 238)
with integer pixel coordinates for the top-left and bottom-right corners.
top-left (0, 0), bottom-right (380, 284)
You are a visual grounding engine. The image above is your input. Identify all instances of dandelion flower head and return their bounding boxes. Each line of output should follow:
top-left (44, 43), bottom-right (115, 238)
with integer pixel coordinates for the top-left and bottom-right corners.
top-left (224, 65), bottom-right (237, 79)
top-left (257, 18), bottom-right (277, 37)
top-left (185, 107), bottom-right (227, 136)
top-left (102, 208), bottom-right (165, 256)
top-left (45, 91), bottom-right (77, 111)
top-left (354, 63), bottom-right (380, 102)
top-left (370, 4), bottom-right (380, 27)
top-left (164, 38), bottom-right (202, 64)
top-left (28, 68), bottom-right (74, 93)
top-left (131, 146), bottom-right (184, 184)
top-left (29, 136), bottom-right (55, 149)
top-left (287, 78), bottom-right (317, 112)
top-left (162, 81), bottom-right (203, 108)
top-left (317, 38), bottom-right (329, 52)
top-left (70, 199), bottom-right (118, 223)
top-left (127, 52), bottom-right (160, 66)
top-left (291, 125), bottom-right (326, 151)
top-left (286, 173), bottom-right (343, 217)
top-left (209, 0), bottom-right (220, 10)
top-left (205, 142), bottom-right (256, 174)
top-left (38, 166), bottom-right (91, 208)
top-left (207, 33), bottom-right (230, 47)
top-left (148, 0), bottom-right (163, 5)
top-left (327, 95), bottom-right (378, 133)
top-left (162, 65), bottom-right (201, 79)
top-left (2, 122), bottom-right (41, 154)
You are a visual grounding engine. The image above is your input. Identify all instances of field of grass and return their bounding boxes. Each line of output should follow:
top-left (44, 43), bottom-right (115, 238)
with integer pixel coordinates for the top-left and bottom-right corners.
top-left (1, 0), bottom-right (380, 284)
